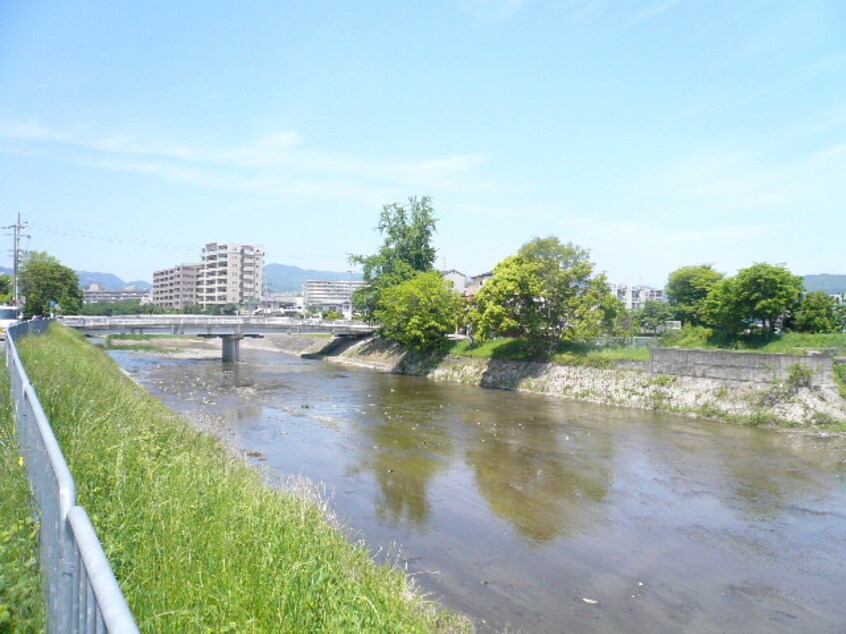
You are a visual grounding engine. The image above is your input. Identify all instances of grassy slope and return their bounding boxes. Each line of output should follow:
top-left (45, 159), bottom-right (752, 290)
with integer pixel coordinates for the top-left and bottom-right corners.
top-left (16, 324), bottom-right (469, 633)
top-left (0, 358), bottom-right (45, 632)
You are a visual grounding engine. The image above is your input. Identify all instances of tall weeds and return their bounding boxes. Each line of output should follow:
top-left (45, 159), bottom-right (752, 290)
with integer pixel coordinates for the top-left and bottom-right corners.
top-left (17, 324), bottom-right (469, 633)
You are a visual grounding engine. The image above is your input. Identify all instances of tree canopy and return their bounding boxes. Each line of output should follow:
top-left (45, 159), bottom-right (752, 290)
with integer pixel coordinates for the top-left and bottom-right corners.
top-left (19, 252), bottom-right (83, 318)
top-left (703, 263), bottom-right (803, 337)
top-left (348, 196), bottom-right (438, 319)
top-left (636, 299), bottom-right (675, 333)
top-left (374, 271), bottom-right (462, 351)
top-left (470, 236), bottom-right (612, 358)
top-left (792, 291), bottom-right (845, 333)
top-left (665, 264), bottom-right (724, 326)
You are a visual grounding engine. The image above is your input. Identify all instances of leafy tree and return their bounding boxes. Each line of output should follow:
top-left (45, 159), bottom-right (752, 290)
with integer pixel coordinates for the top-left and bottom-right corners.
top-left (0, 274), bottom-right (11, 303)
top-left (348, 196), bottom-right (437, 319)
top-left (80, 300), bottom-right (165, 316)
top-left (470, 236), bottom-right (612, 359)
top-left (606, 303), bottom-right (639, 337)
top-left (704, 263), bottom-right (803, 337)
top-left (636, 299), bottom-right (675, 333)
top-left (665, 264), bottom-right (724, 326)
top-left (792, 291), bottom-right (844, 333)
top-left (322, 309), bottom-right (344, 321)
top-left (733, 263), bottom-right (803, 335)
top-left (374, 271), bottom-right (462, 351)
top-left (19, 252), bottom-right (83, 318)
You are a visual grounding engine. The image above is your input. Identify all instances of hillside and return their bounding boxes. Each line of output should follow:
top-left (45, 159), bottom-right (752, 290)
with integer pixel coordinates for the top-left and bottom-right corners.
top-left (264, 263), bottom-right (362, 292)
top-left (803, 274), bottom-right (846, 294)
top-left (77, 271), bottom-right (152, 290)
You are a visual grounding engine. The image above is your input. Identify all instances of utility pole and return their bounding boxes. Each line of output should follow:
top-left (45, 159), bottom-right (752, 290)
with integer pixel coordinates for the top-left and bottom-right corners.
top-left (3, 213), bottom-right (29, 306)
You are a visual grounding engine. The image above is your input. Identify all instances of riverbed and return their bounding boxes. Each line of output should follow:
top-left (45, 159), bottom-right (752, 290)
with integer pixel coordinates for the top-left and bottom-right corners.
top-left (110, 346), bottom-right (846, 633)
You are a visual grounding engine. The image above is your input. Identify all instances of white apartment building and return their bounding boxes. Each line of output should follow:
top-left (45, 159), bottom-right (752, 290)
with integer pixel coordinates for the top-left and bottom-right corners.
top-left (440, 269), bottom-right (468, 295)
top-left (152, 264), bottom-right (201, 309)
top-left (302, 280), bottom-right (366, 318)
top-left (610, 284), bottom-right (665, 310)
top-left (85, 284), bottom-right (152, 305)
top-left (198, 242), bottom-right (265, 309)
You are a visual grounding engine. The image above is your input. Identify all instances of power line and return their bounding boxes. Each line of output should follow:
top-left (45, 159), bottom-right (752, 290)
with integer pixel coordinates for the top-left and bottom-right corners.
top-left (28, 222), bottom-right (198, 252)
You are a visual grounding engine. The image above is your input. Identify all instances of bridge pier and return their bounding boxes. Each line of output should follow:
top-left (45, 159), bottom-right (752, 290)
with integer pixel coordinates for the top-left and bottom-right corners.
top-left (221, 335), bottom-right (242, 363)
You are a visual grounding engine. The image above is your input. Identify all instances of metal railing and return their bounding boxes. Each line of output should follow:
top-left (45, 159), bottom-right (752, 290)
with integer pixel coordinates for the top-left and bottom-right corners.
top-left (7, 320), bottom-right (140, 633)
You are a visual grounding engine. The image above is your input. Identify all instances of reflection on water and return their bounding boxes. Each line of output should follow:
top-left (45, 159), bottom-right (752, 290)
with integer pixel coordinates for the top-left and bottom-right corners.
top-left (112, 348), bottom-right (846, 633)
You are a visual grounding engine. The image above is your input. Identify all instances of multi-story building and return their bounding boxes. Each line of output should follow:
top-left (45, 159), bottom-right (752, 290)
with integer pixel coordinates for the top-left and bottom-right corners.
top-left (465, 272), bottom-right (494, 298)
top-left (440, 270), bottom-right (468, 295)
top-left (84, 284), bottom-right (152, 305)
top-left (302, 280), bottom-right (365, 318)
top-left (197, 242), bottom-right (265, 309)
top-left (152, 264), bottom-right (201, 310)
top-left (610, 284), bottom-right (665, 311)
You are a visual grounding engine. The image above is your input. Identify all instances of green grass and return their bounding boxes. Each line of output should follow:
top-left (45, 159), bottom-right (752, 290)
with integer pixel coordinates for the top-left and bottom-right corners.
top-left (835, 363), bottom-right (846, 400)
top-left (17, 324), bottom-right (470, 633)
top-left (660, 326), bottom-right (846, 355)
top-left (0, 360), bottom-right (46, 632)
top-left (449, 337), bottom-right (650, 366)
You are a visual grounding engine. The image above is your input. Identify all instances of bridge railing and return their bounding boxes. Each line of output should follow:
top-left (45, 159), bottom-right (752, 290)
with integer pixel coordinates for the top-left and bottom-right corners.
top-left (7, 320), bottom-right (140, 634)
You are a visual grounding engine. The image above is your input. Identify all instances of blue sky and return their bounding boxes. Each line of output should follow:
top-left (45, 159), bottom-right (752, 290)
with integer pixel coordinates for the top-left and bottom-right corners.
top-left (1, 0), bottom-right (844, 286)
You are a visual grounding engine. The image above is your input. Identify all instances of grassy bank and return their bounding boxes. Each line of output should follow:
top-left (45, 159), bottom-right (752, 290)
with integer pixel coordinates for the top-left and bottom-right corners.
top-left (0, 357), bottom-right (45, 632)
top-left (16, 324), bottom-right (470, 633)
top-left (449, 338), bottom-right (650, 366)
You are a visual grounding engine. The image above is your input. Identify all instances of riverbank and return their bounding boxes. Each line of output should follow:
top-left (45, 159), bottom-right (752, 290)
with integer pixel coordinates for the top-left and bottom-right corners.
top-left (325, 336), bottom-right (846, 429)
top-left (16, 326), bottom-right (471, 632)
top-left (102, 333), bottom-right (846, 428)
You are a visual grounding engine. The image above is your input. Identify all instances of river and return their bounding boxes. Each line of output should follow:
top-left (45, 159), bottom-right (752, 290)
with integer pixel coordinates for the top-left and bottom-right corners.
top-left (110, 346), bottom-right (846, 633)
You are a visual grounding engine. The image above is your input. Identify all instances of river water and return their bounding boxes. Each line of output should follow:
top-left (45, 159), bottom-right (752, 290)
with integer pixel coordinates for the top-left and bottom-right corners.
top-left (111, 347), bottom-right (846, 633)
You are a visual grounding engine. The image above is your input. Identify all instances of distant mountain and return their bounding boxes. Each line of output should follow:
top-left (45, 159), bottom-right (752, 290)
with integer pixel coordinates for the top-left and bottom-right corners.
top-left (803, 274), bottom-right (846, 294)
top-left (1, 263), bottom-right (356, 294)
top-left (264, 263), bottom-right (362, 293)
top-left (76, 271), bottom-right (152, 290)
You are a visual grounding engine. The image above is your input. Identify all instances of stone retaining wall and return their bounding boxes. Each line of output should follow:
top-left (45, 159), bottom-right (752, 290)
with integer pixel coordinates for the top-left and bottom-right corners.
top-left (648, 348), bottom-right (835, 387)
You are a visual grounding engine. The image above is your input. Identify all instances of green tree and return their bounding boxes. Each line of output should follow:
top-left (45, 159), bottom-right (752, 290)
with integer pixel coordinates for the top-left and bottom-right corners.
top-left (348, 196), bottom-right (437, 319)
top-left (374, 271), bottom-right (462, 351)
top-left (636, 299), bottom-right (675, 333)
top-left (704, 263), bottom-right (803, 337)
top-left (606, 303), bottom-right (639, 337)
top-left (470, 236), bottom-right (612, 358)
top-left (19, 252), bottom-right (83, 318)
top-left (0, 274), bottom-right (11, 303)
top-left (665, 264), bottom-right (724, 326)
top-left (792, 291), bottom-right (843, 333)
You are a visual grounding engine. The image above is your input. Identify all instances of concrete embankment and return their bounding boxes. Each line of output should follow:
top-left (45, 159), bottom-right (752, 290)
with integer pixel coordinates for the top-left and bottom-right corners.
top-left (321, 336), bottom-right (846, 428)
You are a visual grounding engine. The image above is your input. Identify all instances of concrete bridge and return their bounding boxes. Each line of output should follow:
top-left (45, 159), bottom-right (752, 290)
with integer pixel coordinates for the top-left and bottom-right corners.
top-left (62, 315), bottom-right (376, 362)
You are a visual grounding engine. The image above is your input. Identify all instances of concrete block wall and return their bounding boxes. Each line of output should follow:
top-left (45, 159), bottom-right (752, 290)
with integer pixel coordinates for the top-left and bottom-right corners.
top-left (649, 348), bottom-right (835, 387)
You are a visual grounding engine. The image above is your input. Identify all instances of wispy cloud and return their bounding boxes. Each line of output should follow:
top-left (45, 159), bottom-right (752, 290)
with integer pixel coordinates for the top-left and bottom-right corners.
top-left (0, 119), bottom-right (500, 205)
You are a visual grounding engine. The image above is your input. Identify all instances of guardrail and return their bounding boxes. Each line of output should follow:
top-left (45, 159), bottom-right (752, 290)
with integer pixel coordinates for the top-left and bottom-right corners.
top-left (7, 320), bottom-right (140, 633)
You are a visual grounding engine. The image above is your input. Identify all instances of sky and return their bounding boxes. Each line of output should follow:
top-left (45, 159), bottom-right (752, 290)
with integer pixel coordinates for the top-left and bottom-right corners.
top-left (1, 0), bottom-right (844, 287)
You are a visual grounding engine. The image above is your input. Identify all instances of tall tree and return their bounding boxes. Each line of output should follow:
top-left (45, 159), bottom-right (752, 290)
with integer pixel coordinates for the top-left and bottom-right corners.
top-left (665, 264), bottom-right (724, 326)
top-left (792, 291), bottom-right (844, 333)
top-left (636, 299), bottom-right (675, 333)
top-left (19, 252), bottom-right (83, 318)
top-left (704, 263), bottom-right (803, 337)
top-left (374, 271), bottom-right (462, 351)
top-left (348, 196), bottom-right (438, 319)
top-left (470, 236), bottom-right (612, 358)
